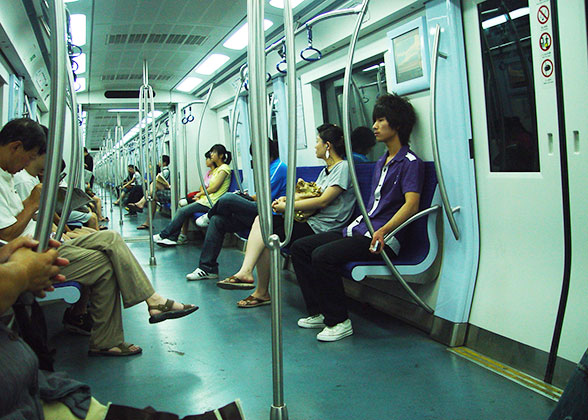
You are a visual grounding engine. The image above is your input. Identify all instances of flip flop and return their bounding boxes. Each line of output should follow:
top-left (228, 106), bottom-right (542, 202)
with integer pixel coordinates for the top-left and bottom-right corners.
top-left (100, 217), bottom-right (109, 222)
top-left (136, 224), bottom-right (150, 230)
top-left (98, 225), bottom-right (108, 230)
top-left (148, 299), bottom-right (198, 324)
top-left (237, 295), bottom-right (271, 308)
top-left (217, 276), bottom-right (255, 290)
top-left (127, 203), bottom-right (143, 213)
top-left (88, 342), bottom-right (142, 357)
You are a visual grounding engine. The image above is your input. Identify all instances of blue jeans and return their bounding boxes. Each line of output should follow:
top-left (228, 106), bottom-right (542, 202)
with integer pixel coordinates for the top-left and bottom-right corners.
top-left (198, 194), bottom-right (258, 274)
top-left (159, 202), bottom-right (209, 241)
top-left (549, 349), bottom-right (588, 420)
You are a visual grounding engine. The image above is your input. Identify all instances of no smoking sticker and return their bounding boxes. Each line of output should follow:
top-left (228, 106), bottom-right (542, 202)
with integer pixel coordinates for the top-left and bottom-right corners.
top-left (541, 59), bottom-right (554, 78)
top-left (537, 5), bottom-right (550, 24)
top-left (540, 32), bottom-right (552, 51)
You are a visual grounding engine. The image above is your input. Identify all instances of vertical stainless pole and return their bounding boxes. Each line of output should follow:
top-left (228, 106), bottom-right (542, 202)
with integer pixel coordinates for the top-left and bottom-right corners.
top-left (182, 120), bottom-right (188, 197)
top-left (35, 0), bottom-right (67, 250)
top-left (116, 114), bottom-right (124, 226)
top-left (248, 0), bottom-right (296, 418)
top-left (139, 59), bottom-right (156, 265)
top-left (194, 85), bottom-right (215, 207)
top-left (170, 106), bottom-right (180, 218)
top-left (55, 64), bottom-right (81, 241)
top-left (107, 132), bottom-right (114, 219)
top-left (229, 80), bottom-right (246, 193)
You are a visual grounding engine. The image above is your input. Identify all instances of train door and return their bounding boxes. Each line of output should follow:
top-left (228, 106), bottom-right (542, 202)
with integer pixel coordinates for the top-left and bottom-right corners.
top-left (463, 0), bottom-right (586, 383)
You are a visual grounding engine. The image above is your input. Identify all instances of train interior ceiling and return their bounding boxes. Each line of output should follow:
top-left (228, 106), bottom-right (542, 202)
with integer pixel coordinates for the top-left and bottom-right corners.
top-left (0, 0), bottom-right (586, 418)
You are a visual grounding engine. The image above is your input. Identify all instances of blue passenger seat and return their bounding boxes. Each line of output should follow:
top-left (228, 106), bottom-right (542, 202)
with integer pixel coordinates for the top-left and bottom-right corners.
top-left (38, 281), bottom-right (82, 304)
top-left (342, 162), bottom-right (441, 284)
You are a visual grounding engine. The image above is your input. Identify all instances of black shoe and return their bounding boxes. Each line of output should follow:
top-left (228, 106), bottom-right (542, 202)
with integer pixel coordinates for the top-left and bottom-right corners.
top-left (63, 308), bottom-right (92, 336)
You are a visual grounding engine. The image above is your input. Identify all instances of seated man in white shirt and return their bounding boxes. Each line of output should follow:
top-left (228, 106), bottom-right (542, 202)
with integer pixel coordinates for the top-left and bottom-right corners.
top-left (0, 118), bottom-right (198, 357)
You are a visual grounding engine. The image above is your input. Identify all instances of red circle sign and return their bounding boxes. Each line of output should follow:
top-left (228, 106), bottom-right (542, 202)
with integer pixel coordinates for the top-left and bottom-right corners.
top-left (537, 5), bottom-right (550, 24)
top-left (540, 32), bottom-right (552, 51)
top-left (541, 59), bottom-right (554, 78)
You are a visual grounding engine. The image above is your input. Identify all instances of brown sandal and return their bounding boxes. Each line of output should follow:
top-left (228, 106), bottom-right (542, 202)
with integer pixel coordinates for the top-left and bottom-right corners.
top-left (217, 276), bottom-right (255, 290)
top-left (237, 295), bottom-right (271, 308)
top-left (88, 342), bottom-right (142, 357)
top-left (136, 223), bottom-right (150, 230)
top-left (148, 299), bottom-right (198, 323)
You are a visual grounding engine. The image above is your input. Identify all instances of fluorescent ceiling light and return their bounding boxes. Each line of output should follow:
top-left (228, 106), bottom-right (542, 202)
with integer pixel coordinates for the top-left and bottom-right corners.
top-left (195, 54), bottom-right (230, 75)
top-left (64, 0), bottom-right (78, 3)
top-left (108, 108), bottom-right (139, 113)
top-left (223, 19), bottom-right (274, 50)
top-left (482, 7), bottom-right (529, 29)
top-left (70, 14), bottom-right (86, 46)
top-left (73, 53), bottom-right (85, 74)
top-left (74, 77), bottom-right (86, 92)
top-left (269, 0), bottom-right (305, 8)
top-left (176, 76), bottom-right (202, 92)
top-left (363, 63), bottom-right (384, 72)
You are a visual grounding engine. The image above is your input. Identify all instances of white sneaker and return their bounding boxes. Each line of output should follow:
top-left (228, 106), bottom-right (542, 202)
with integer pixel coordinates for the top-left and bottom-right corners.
top-left (316, 319), bottom-right (353, 342)
top-left (153, 234), bottom-right (162, 242)
top-left (297, 314), bottom-right (326, 329)
top-left (178, 198), bottom-right (188, 207)
top-left (156, 238), bottom-right (177, 247)
top-left (195, 213), bottom-right (210, 228)
top-left (186, 268), bottom-right (219, 281)
top-left (177, 234), bottom-right (188, 245)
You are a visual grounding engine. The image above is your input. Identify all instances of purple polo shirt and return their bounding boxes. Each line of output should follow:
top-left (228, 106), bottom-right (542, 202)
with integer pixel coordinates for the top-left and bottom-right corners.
top-left (344, 146), bottom-right (424, 253)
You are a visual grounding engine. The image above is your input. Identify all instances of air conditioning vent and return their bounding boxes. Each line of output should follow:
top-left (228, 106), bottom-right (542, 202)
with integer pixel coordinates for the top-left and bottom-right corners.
top-left (165, 34), bottom-right (188, 44)
top-left (148, 33), bottom-right (167, 43)
top-left (107, 34), bottom-right (128, 44)
top-left (184, 35), bottom-right (207, 46)
top-left (127, 33), bottom-right (148, 43)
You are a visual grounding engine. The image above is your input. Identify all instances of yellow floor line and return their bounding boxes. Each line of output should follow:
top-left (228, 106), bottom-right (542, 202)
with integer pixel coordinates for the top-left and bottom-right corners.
top-left (448, 347), bottom-right (563, 402)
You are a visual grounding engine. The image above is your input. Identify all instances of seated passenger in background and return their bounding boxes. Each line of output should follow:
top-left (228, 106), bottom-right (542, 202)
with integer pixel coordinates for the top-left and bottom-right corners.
top-left (291, 93), bottom-right (424, 342)
top-left (129, 154), bottom-right (172, 230)
top-left (178, 150), bottom-right (215, 207)
top-left (113, 165), bottom-right (141, 207)
top-left (154, 144), bottom-right (232, 247)
top-left (186, 139), bottom-right (287, 281)
top-left (351, 126), bottom-right (376, 163)
top-left (229, 125), bottom-right (357, 308)
top-left (0, 118), bottom-right (198, 356)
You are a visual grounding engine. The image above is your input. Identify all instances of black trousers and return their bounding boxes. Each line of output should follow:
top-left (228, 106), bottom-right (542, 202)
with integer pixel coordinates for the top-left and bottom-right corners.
top-left (290, 231), bottom-right (393, 327)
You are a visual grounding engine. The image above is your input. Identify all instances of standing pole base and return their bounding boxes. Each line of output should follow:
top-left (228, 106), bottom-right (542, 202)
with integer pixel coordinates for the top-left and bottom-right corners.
top-left (270, 405), bottom-right (288, 420)
top-left (149, 256), bottom-right (157, 266)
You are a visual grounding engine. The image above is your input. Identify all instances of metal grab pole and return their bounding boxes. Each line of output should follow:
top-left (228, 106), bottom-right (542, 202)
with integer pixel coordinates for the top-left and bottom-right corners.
top-left (341, 0), bottom-right (433, 313)
top-left (116, 115), bottom-right (124, 226)
top-left (194, 85), bottom-right (214, 207)
top-left (247, 0), bottom-right (296, 418)
top-left (229, 79), bottom-right (246, 193)
top-left (139, 60), bottom-right (156, 265)
top-left (35, 0), bottom-right (67, 250)
top-left (55, 65), bottom-right (82, 241)
top-left (430, 24), bottom-right (460, 240)
top-left (182, 120), bottom-right (188, 197)
top-left (107, 134), bottom-right (114, 219)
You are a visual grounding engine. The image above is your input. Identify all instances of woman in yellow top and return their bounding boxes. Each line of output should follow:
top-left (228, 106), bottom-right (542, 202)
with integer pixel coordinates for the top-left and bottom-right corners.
top-left (154, 144), bottom-right (232, 246)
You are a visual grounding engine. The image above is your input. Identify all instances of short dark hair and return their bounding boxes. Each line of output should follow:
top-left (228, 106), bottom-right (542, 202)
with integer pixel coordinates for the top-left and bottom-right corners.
top-left (269, 139), bottom-right (279, 161)
top-left (162, 155), bottom-right (170, 165)
top-left (372, 93), bottom-right (416, 145)
top-left (351, 126), bottom-right (376, 155)
top-left (0, 118), bottom-right (47, 153)
top-left (318, 125), bottom-right (346, 158)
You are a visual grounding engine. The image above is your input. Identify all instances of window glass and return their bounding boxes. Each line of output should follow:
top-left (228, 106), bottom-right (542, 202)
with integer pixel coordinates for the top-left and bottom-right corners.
top-left (478, 0), bottom-right (540, 172)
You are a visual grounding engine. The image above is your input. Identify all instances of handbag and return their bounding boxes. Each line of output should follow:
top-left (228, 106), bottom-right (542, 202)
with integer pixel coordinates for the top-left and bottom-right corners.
top-left (293, 178), bottom-right (322, 222)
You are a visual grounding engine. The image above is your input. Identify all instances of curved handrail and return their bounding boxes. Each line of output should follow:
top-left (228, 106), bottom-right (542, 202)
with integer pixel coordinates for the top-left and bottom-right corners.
top-left (430, 24), bottom-right (460, 241)
top-left (341, 0), bottom-right (433, 313)
top-left (194, 84), bottom-right (215, 207)
top-left (35, 0), bottom-right (67, 251)
top-left (54, 65), bottom-right (82, 241)
top-left (229, 79), bottom-right (246, 193)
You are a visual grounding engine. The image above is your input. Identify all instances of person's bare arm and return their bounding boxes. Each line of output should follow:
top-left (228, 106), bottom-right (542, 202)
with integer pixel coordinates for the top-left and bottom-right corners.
top-left (272, 186), bottom-right (344, 214)
top-left (0, 184), bottom-right (43, 242)
top-left (205, 170), bottom-right (229, 194)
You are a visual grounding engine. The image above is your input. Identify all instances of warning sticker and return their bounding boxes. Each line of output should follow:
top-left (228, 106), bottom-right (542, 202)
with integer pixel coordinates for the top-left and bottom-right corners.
top-left (541, 59), bottom-right (554, 78)
top-left (537, 5), bottom-right (550, 25)
top-left (539, 32), bottom-right (552, 52)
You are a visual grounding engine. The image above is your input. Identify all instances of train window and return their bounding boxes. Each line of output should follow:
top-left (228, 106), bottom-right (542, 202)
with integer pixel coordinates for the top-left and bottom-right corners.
top-left (478, 0), bottom-right (540, 172)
